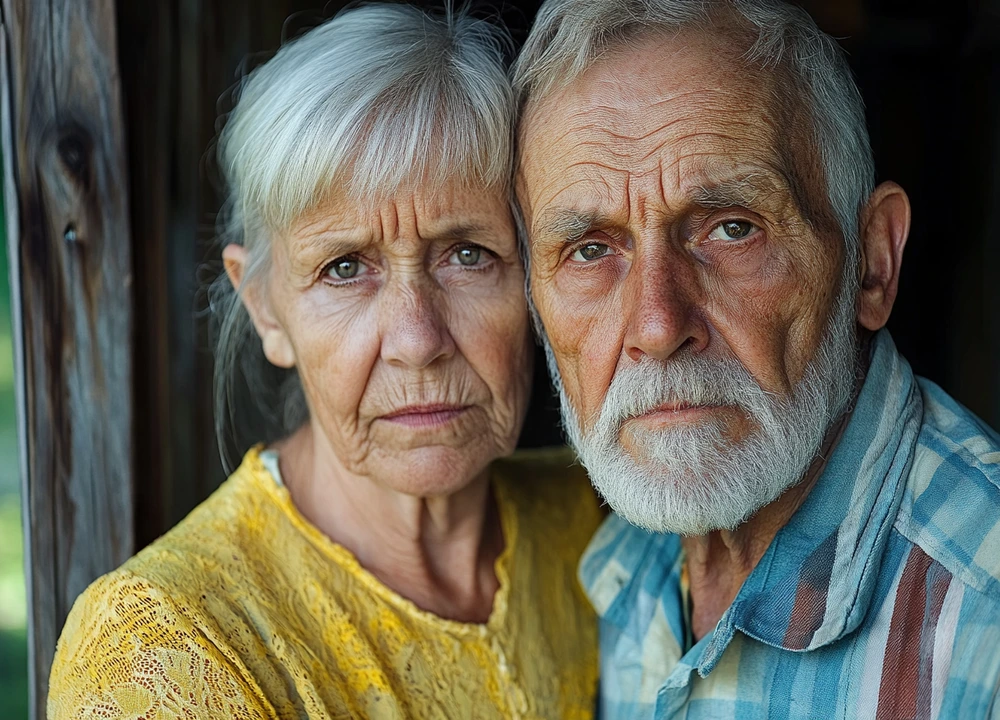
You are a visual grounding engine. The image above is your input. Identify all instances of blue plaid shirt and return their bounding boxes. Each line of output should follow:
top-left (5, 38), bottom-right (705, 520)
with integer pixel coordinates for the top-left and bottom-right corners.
top-left (580, 330), bottom-right (1000, 719)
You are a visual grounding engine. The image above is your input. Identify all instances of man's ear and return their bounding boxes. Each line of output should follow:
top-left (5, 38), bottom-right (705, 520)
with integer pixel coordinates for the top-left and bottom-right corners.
top-left (222, 244), bottom-right (296, 369)
top-left (856, 182), bottom-right (911, 331)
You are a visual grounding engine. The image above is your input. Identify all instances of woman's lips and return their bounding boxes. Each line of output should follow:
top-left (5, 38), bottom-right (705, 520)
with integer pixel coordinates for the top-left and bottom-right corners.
top-left (379, 404), bottom-right (471, 428)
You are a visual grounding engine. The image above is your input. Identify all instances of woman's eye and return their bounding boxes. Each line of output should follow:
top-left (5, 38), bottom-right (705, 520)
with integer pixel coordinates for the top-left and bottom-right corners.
top-left (449, 246), bottom-right (486, 267)
top-left (326, 256), bottom-right (368, 280)
top-left (708, 220), bottom-right (759, 242)
top-left (571, 243), bottom-right (612, 262)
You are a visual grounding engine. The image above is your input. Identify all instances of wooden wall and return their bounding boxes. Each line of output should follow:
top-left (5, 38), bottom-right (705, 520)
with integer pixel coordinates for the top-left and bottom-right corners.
top-left (0, 0), bottom-right (135, 714)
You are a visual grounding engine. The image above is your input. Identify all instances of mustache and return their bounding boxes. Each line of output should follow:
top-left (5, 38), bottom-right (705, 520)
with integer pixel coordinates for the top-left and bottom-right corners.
top-left (594, 352), bottom-right (772, 428)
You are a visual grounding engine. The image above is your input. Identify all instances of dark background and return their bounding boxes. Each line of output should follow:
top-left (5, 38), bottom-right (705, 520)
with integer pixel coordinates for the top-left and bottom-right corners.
top-left (116, 0), bottom-right (1000, 547)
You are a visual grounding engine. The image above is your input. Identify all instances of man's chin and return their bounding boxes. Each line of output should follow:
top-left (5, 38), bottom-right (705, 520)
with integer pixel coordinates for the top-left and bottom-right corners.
top-left (585, 452), bottom-right (796, 536)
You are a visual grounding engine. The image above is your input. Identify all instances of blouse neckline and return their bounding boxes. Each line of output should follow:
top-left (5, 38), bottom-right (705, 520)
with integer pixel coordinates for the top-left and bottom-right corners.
top-left (243, 446), bottom-right (517, 637)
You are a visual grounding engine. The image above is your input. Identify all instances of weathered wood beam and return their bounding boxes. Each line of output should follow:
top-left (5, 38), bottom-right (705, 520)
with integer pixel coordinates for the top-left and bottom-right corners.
top-left (0, 0), bottom-right (135, 716)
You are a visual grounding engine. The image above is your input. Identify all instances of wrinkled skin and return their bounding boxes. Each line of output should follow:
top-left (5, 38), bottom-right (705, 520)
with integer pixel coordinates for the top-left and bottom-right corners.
top-left (516, 28), bottom-right (910, 636)
top-left (225, 181), bottom-right (532, 622)
top-left (518, 32), bottom-right (845, 444)
top-left (228, 182), bottom-right (532, 499)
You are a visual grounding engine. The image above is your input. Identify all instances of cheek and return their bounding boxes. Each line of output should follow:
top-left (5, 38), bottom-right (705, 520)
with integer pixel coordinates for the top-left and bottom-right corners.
top-left (452, 276), bottom-right (534, 416)
top-left (700, 233), bottom-right (843, 393)
top-left (289, 291), bottom-right (381, 426)
top-left (532, 266), bottom-right (627, 423)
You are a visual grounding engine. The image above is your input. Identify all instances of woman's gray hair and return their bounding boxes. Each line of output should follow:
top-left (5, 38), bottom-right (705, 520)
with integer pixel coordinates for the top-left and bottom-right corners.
top-left (511, 0), bottom-right (875, 263)
top-left (210, 2), bottom-right (515, 469)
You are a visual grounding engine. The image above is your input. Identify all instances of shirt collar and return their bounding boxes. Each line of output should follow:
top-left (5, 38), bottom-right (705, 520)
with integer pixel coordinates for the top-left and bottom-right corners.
top-left (580, 330), bottom-right (924, 669)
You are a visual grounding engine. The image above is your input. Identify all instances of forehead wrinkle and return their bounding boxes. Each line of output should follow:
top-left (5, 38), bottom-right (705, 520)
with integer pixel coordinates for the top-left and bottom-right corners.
top-left (529, 162), bottom-right (625, 213)
top-left (628, 125), bottom-right (770, 170)
top-left (543, 113), bottom-right (779, 183)
top-left (647, 86), bottom-right (734, 109)
top-left (287, 212), bottom-right (371, 252)
top-left (667, 151), bottom-right (785, 194)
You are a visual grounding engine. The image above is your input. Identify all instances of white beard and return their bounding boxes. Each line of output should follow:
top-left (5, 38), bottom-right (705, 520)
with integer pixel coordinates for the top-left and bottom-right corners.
top-left (541, 277), bottom-right (859, 536)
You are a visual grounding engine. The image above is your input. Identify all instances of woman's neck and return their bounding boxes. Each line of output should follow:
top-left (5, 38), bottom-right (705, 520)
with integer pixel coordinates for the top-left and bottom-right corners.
top-left (273, 425), bottom-right (504, 624)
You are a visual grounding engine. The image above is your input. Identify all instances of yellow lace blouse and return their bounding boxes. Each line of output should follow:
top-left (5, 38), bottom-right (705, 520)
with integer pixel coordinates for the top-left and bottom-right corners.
top-left (48, 447), bottom-right (601, 719)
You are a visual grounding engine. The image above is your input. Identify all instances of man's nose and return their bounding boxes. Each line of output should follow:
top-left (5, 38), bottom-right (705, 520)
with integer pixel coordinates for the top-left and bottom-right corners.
top-left (379, 281), bottom-right (456, 369)
top-left (622, 253), bottom-right (708, 362)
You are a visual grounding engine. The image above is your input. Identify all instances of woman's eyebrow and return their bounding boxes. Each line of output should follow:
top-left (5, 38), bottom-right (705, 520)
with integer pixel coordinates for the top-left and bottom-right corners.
top-left (284, 230), bottom-right (372, 277)
top-left (294, 231), bottom-right (368, 257)
top-left (420, 223), bottom-right (492, 243)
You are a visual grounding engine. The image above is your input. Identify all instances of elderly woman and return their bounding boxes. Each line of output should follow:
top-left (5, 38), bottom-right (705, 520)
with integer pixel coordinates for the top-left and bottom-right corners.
top-left (47, 5), bottom-right (600, 719)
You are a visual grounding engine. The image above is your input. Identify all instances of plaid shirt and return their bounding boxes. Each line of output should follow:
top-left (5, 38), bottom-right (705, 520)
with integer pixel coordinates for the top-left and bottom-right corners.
top-left (580, 330), bottom-right (1000, 719)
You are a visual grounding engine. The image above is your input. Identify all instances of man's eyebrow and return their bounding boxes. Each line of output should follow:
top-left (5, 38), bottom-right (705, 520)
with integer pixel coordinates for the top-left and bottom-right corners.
top-left (534, 208), bottom-right (611, 242)
top-left (691, 173), bottom-right (786, 210)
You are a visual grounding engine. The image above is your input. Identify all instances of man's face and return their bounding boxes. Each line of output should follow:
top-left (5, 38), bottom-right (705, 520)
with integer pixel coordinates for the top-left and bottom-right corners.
top-left (517, 30), bottom-right (858, 534)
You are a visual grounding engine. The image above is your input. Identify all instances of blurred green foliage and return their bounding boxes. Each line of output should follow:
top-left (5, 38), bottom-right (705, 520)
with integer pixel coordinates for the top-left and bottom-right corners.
top-left (0, 191), bottom-right (28, 716)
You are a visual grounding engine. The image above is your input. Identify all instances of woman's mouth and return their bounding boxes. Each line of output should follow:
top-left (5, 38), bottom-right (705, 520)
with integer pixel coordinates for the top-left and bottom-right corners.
top-left (379, 404), bottom-right (471, 428)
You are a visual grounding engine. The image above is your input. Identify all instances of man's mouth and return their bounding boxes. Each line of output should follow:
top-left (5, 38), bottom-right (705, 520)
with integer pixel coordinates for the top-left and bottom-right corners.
top-left (629, 402), bottom-right (731, 427)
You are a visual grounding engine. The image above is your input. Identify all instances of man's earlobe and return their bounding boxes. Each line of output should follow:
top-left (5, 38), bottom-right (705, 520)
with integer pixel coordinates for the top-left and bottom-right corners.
top-left (221, 243), bottom-right (296, 369)
top-left (857, 182), bottom-right (911, 332)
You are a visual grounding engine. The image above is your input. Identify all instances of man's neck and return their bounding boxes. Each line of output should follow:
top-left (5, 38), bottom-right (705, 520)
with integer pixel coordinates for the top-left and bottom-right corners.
top-left (273, 424), bottom-right (504, 624)
top-left (681, 411), bottom-right (852, 641)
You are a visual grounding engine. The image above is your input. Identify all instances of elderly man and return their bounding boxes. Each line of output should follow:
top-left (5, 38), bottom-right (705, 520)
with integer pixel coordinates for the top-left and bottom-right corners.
top-left (513, 0), bottom-right (1000, 718)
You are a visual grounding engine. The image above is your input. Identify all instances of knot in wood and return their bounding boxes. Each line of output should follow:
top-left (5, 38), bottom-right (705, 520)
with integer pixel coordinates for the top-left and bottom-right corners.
top-left (56, 127), bottom-right (93, 191)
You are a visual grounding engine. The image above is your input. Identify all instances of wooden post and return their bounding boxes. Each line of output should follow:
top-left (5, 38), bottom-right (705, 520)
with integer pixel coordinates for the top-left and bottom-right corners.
top-left (0, 0), bottom-right (135, 716)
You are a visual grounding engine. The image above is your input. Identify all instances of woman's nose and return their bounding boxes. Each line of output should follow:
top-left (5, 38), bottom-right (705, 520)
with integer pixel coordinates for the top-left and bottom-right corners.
top-left (379, 283), bottom-right (456, 369)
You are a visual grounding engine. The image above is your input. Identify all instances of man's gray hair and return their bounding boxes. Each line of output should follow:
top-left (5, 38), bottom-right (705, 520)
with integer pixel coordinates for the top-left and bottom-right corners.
top-left (511, 0), bottom-right (875, 260)
top-left (210, 3), bottom-right (514, 468)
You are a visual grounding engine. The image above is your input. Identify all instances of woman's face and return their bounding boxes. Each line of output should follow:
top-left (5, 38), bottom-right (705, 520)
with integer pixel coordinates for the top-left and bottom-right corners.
top-left (239, 182), bottom-right (533, 496)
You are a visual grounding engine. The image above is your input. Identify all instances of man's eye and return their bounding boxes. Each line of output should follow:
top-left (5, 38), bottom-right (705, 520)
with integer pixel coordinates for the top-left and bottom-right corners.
top-left (326, 256), bottom-right (369, 280)
top-left (448, 245), bottom-right (488, 267)
top-left (708, 220), bottom-right (759, 242)
top-left (571, 243), bottom-right (612, 262)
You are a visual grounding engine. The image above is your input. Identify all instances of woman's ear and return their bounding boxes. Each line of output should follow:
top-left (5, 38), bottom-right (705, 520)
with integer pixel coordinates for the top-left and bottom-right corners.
top-left (222, 244), bottom-right (296, 369)
top-left (856, 182), bottom-right (911, 332)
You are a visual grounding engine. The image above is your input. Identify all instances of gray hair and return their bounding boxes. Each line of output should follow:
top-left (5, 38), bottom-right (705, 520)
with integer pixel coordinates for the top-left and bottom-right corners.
top-left (210, 2), bottom-right (515, 469)
top-left (511, 0), bottom-right (875, 262)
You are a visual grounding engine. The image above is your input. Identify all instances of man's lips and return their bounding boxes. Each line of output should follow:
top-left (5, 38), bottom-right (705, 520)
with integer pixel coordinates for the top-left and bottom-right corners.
top-left (379, 404), bottom-right (471, 428)
top-left (628, 402), bottom-right (731, 426)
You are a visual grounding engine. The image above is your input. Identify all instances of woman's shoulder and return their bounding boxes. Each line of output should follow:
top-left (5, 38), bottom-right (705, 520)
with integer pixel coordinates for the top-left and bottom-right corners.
top-left (48, 566), bottom-right (274, 719)
top-left (57, 448), bottom-right (292, 642)
top-left (126, 448), bottom-right (286, 577)
top-left (48, 450), bottom-right (304, 717)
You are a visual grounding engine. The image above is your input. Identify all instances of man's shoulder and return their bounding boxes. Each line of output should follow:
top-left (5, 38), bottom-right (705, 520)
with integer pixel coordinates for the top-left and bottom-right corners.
top-left (578, 512), bottom-right (682, 620)
top-left (895, 378), bottom-right (1000, 599)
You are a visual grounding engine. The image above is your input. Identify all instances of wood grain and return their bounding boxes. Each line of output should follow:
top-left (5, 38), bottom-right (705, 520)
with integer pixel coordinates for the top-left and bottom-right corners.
top-left (0, 0), bottom-right (134, 715)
